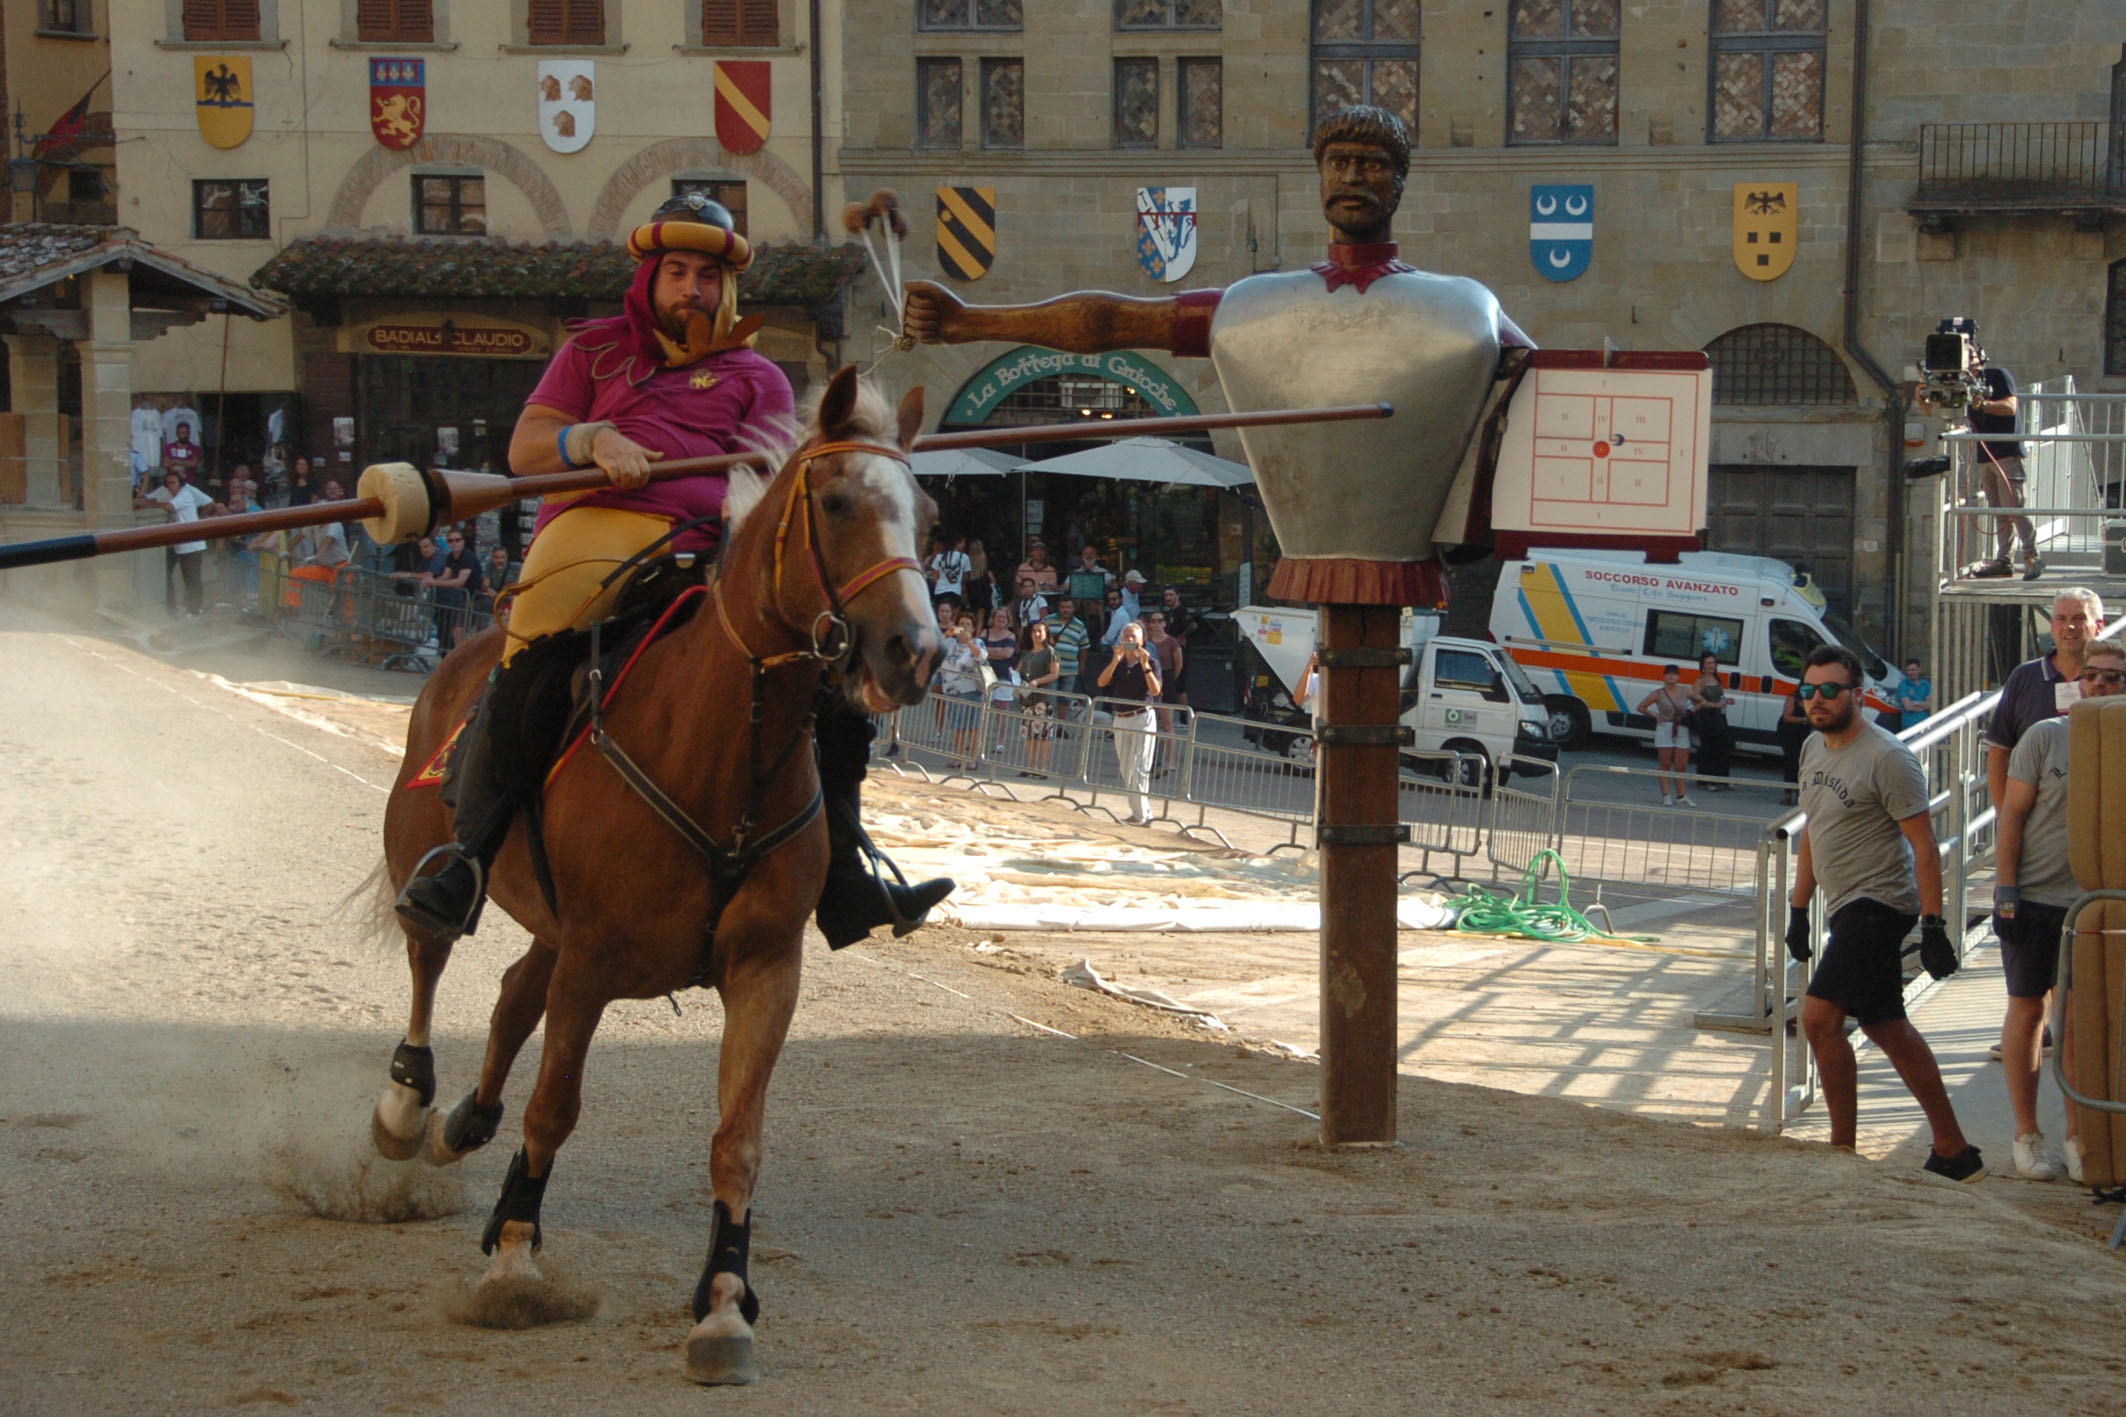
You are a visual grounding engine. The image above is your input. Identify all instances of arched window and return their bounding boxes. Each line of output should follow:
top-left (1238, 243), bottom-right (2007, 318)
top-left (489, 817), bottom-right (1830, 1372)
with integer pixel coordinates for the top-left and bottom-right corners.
top-left (1703, 323), bottom-right (1856, 405)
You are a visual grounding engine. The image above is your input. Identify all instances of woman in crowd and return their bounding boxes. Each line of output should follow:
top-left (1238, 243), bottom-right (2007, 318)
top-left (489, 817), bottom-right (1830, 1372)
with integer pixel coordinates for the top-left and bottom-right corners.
top-left (1016, 617), bottom-right (1060, 777)
top-left (1637, 664), bottom-right (1697, 806)
top-left (1690, 651), bottom-right (1734, 790)
top-left (963, 537), bottom-right (994, 616)
top-left (936, 612), bottom-right (986, 768)
top-left (981, 605), bottom-right (1020, 756)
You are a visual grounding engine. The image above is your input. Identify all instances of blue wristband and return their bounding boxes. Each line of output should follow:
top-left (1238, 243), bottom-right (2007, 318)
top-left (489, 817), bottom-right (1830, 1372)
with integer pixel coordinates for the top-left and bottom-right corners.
top-left (556, 426), bottom-right (577, 468)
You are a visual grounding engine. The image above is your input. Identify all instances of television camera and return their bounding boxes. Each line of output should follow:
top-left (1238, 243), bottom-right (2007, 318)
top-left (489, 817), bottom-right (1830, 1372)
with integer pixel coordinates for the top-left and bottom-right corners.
top-left (1904, 317), bottom-right (1986, 479)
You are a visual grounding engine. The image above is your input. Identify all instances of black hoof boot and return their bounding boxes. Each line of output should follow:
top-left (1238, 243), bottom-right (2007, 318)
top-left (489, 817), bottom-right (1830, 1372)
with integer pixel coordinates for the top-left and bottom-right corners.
top-left (394, 853), bottom-right (485, 942)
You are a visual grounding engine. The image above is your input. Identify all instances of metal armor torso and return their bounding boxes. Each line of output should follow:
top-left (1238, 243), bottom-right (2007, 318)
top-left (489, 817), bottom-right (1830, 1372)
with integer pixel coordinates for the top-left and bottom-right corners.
top-left (1207, 268), bottom-right (1503, 563)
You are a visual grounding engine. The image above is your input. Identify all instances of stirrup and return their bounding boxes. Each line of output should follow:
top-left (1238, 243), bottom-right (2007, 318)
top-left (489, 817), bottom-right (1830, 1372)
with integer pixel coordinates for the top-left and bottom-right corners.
top-left (394, 842), bottom-right (488, 937)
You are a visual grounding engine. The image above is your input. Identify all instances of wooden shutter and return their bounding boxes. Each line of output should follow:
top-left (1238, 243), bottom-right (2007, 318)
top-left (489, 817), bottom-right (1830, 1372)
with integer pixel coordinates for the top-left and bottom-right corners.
top-left (529, 0), bottom-right (603, 44)
top-left (358, 0), bottom-right (434, 42)
top-left (704, 0), bottom-right (778, 46)
top-left (183, 0), bottom-right (261, 41)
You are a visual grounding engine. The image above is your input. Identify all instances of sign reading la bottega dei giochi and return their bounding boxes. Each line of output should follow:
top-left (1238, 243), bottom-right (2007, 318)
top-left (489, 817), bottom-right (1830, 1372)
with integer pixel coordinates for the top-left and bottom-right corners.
top-left (944, 346), bottom-right (1199, 427)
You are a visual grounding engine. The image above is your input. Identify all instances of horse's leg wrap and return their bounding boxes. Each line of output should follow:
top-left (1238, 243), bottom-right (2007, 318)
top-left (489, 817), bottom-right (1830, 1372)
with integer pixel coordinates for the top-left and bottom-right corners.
top-left (480, 1148), bottom-right (548, 1255)
top-left (388, 1040), bottom-right (436, 1109)
top-left (442, 1089), bottom-right (504, 1155)
top-left (690, 1200), bottom-right (761, 1326)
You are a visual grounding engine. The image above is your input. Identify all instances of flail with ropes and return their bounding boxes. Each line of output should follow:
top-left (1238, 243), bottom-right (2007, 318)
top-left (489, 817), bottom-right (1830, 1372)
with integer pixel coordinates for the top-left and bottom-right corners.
top-left (0, 189), bottom-right (1391, 1389)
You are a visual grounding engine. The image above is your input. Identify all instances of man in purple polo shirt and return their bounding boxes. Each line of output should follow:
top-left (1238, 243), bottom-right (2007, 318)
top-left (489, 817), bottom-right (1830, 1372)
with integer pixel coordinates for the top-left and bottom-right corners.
top-left (396, 193), bottom-right (949, 950)
top-left (1985, 588), bottom-right (2105, 809)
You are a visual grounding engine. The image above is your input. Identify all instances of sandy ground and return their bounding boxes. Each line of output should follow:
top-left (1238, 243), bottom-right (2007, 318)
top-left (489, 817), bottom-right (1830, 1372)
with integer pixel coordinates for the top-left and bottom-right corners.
top-left (3, 603), bottom-right (2125, 1416)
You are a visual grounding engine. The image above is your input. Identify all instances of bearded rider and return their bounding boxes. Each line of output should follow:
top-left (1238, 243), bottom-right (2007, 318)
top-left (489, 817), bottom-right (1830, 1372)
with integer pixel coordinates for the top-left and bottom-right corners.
top-left (394, 193), bottom-right (952, 947)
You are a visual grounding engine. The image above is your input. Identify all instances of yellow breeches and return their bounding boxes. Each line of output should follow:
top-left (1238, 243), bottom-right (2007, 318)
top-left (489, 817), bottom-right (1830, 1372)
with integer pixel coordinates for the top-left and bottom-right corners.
top-left (500, 505), bottom-right (676, 664)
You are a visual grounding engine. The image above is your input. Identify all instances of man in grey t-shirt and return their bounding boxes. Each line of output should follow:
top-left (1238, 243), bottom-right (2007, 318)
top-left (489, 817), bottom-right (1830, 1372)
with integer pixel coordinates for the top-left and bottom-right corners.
top-left (1991, 638), bottom-right (2124, 1182)
top-left (1787, 646), bottom-right (1984, 1183)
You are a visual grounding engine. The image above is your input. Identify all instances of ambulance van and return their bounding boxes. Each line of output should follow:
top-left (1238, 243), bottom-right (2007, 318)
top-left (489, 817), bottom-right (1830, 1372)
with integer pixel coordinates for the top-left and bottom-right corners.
top-left (1491, 550), bottom-right (1901, 751)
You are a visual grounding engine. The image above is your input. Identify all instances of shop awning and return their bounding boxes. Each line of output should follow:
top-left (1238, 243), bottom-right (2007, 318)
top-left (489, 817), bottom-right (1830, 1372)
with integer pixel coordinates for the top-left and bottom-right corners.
top-left (910, 447), bottom-right (1018, 480)
top-left (253, 235), bottom-right (868, 307)
top-left (0, 222), bottom-right (285, 337)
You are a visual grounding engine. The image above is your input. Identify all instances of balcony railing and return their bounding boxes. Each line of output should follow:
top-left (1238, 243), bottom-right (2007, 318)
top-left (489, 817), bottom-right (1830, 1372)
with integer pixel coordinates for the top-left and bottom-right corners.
top-left (1914, 121), bottom-right (2126, 211)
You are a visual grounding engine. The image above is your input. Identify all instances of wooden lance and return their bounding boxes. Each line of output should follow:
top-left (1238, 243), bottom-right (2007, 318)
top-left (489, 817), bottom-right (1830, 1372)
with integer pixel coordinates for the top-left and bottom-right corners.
top-left (0, 403), bottom-right (1390, 572)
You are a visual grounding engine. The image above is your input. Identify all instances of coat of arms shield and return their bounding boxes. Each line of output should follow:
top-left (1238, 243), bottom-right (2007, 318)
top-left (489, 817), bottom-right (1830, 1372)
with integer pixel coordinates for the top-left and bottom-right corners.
top-left (194, 56), bottom-right (253, 149)
top-left (1529, 184), bottom-right (1592, 282)
top-left (713, 61), bottom-right (771, 155)
top-left (369, 58), bottom-right (425, 151)
top-left (1732, 182), bottom-right (1797, 281)
top-left (1134, 186), bottom-right (1197, 284)
top-left (537, 60), bottom-right (594, 154)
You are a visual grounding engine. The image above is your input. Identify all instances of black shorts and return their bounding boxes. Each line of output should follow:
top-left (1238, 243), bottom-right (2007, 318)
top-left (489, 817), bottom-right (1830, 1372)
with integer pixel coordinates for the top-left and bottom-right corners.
top-left (1998, 901), bottom-right (2067, 999)
top-left (1807, 898), bottom-right (1916, 1027)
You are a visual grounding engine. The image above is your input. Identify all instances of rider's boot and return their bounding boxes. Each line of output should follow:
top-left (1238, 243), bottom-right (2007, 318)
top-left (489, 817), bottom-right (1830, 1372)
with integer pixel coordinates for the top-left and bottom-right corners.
top-left (395, 682), bottom-right (517, 943)
top-left (812, 711), bottom-right (953, 949)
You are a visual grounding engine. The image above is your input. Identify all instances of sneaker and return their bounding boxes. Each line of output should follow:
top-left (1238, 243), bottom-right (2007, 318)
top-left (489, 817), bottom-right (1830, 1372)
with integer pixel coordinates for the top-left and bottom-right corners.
top-left (1971, 559), bottom-right (2014, 579)
top-left (1985, 1026), bottom-right (2053, 1062)
top-left (1658, 792), bottom-right (1673, 806)
top-left (2012, 1131), bottom-right (2060, 1181)
top-left (2063, 1135), bottom-right (2085, 1185)
top-left (2022, 556), bottom-right (2045, 581)
top-left (1921, 1145), bottom-right (1986, 1184)
top-left (1675, 794), bottom-right (1698, 807)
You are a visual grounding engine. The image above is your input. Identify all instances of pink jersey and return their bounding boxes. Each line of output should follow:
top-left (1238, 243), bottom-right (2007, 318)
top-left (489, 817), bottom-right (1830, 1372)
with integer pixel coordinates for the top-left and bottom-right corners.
top-left (527, 342), bottom-right (794, 550)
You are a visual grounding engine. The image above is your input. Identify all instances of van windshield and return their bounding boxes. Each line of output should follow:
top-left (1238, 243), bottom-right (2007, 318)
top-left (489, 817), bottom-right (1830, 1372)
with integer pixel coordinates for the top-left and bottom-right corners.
top-left (1500, 652), bottom-right (1544, 704)
top-left (1821, 610), bottom-right (1890, 682)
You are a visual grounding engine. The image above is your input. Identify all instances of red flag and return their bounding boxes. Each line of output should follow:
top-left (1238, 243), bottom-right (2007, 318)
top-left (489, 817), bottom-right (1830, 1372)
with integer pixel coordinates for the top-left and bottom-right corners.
top-left (34, 74), bottom-right (106, 159)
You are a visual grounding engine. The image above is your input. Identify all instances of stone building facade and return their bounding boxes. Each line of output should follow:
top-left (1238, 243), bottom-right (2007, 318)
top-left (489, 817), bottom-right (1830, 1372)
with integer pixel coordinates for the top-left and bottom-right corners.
top-left (101, 0), bottom-right (854, 514)
top-left (840, 0), bottom-right (2126, 653)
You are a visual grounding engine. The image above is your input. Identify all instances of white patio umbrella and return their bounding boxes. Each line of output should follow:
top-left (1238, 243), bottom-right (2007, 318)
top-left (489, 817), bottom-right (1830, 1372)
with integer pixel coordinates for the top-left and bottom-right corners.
top-left (1010, 435), bottom-right (1254, 488)
top-left (909, 446), bottom-right (1018, 479)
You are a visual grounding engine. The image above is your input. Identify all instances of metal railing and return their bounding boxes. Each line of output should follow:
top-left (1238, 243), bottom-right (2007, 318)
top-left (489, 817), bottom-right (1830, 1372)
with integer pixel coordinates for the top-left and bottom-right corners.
top-left (251, 557), bottom-right (496, 670)
top-left (1916, 121), bottom-right (2126, 205)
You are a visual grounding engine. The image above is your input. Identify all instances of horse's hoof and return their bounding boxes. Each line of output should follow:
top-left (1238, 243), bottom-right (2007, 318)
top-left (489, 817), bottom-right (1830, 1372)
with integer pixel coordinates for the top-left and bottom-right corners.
top-left (684, 1326), bottom-right (759, 1386)
top-left (371, 1080), bottom-right (430, 1161)
top-left (422, 1108), bottom-right (475, 1167)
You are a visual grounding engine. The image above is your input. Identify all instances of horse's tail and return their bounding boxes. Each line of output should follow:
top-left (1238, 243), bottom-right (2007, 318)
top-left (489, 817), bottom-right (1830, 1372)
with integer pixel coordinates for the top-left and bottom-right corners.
top-left (341, 854), bottom-right (404, 957)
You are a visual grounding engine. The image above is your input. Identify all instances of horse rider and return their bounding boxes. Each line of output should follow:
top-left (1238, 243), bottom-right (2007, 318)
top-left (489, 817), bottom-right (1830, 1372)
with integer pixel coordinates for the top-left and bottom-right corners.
top-left (394, 192), bottom-right (952, 948)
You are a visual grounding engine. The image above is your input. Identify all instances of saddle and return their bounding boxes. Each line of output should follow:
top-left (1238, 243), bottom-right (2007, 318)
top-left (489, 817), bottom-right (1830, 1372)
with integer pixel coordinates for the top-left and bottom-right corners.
top-left (455, 551), bottom-right (717, 911)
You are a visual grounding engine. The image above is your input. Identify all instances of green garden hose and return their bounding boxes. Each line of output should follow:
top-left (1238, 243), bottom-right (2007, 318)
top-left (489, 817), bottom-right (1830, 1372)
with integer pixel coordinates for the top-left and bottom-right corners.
top-left (1445, 850), bottom-right (1660, 946)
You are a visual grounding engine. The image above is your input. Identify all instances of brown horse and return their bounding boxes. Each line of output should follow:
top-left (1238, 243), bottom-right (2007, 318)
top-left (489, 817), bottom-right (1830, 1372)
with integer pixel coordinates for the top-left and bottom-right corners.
top-left (368, 367), bottom-right (939, 1383)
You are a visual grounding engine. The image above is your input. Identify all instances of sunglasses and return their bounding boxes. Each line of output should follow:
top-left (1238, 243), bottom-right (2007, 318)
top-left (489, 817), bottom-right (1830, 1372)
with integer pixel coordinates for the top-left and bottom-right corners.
top-left (1794, 681), bottom-right (1852, 701)
top-left (2079, 668), bottom-right (2125, 686)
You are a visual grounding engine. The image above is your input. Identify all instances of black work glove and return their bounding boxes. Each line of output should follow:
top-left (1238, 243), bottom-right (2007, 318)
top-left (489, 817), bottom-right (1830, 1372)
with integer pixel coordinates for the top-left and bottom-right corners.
top-left (1785, 906), bottom-right (1812, 962)
top-left (1919, 915), bottom-right (1958, 980)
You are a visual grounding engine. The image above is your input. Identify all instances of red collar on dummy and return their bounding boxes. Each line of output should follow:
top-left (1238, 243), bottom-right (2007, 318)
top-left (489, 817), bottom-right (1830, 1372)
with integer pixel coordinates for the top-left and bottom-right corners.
top-left (1311, 241), bottom-right (1414, 294)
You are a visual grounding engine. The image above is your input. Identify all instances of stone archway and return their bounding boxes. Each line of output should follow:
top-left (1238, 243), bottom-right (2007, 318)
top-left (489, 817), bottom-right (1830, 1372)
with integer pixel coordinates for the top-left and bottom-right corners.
top-left (325, 135), bottom-right (573, 238)
top-left (586, 139), bottom-right (813, 241)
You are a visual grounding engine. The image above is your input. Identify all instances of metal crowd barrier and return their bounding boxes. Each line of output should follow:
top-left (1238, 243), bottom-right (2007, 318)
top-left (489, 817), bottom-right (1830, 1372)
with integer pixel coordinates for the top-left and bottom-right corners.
top-left (249, 559), bottom-right (496, 672)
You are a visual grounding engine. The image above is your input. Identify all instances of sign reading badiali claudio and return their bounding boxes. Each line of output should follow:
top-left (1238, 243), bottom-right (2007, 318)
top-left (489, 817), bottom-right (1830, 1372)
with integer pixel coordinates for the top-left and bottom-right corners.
top-left (537, 60), bottom-right (594, 153)
top-left (1134, 186), bottom-right (1197, 283)
top-left (946, 346), bottom-right (1199, 426)
top-left (195, 56), bottom-right (253, 149)
top-left (1528, 183), bottom-right (1592, 282)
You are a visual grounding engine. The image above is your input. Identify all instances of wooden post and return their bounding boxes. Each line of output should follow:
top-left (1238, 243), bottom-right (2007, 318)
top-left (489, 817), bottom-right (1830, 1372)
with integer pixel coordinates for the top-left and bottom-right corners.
top-left (1314, 603), bottom-right (1404, 1145)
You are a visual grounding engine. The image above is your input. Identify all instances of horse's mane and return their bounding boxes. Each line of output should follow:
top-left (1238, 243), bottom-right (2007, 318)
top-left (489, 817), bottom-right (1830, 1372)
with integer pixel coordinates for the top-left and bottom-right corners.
top-left (723, 376), bottom-right (897, 540)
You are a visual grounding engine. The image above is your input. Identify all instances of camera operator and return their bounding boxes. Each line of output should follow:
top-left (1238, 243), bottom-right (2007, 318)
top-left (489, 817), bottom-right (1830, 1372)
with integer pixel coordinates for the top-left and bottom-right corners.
top-left (1948, 323), bottom-right (2040, 581)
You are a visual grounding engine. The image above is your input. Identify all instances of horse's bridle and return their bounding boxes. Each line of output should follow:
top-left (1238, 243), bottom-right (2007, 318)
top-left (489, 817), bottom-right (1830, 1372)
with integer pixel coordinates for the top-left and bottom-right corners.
top-left (714, 437), bottom-right (924, 671)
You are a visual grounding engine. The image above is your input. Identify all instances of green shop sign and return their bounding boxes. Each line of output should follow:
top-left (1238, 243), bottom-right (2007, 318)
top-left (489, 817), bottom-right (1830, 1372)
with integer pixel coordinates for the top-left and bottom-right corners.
top-left (944, 345), bottom-right (1200, 426)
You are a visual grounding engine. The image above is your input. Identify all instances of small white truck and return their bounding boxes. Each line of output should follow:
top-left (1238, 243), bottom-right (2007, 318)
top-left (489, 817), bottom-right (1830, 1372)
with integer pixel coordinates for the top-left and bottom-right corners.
top-left (1233, 605), bottom-right (1557, 785)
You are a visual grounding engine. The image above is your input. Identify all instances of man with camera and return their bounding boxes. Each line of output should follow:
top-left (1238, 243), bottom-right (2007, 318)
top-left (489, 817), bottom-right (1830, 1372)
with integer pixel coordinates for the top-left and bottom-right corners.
top-left (1925, 319), bottom-right (2038, 580)
top-left (1097, 619), bottom-right (1163, 826)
